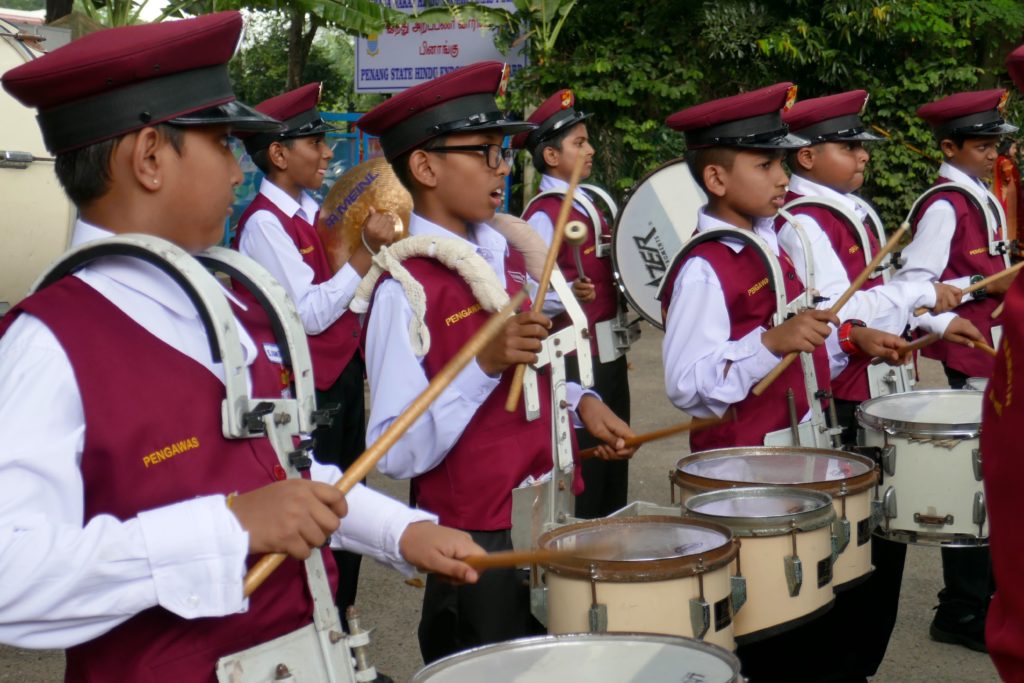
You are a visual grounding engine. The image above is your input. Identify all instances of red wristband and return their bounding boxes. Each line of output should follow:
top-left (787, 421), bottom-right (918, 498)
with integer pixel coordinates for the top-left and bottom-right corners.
top-left (838, 319), bottom-right (866, 356)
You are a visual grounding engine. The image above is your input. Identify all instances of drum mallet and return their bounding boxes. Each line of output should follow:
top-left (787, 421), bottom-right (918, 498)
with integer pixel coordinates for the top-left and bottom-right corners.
top-left (243, 291), bottom-right (527, 597)
top-left (506, 153), bottom-right (588, 413)
top-left (576, 414), bottom-right (731, 460)
top-left (753, 222), bottom-right (909, 397)
top-left (913, 261), bottom-right (1024, 316)
top-left (564, 220), bottom-right (589, 281)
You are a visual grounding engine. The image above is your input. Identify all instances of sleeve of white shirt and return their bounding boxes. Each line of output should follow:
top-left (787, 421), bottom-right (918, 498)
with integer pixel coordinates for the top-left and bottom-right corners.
top-left (524, 210), bottom-right (567, 317)
top-left (365, 279), bottom-right (501, 479)
top-left (777, 215), bottom-right (851, 303)
top-left (238, 211), bottom-right (360, 335)
top-left (0, 315), bottom-right (249, 649)
top-left (309, 461), bottom-right (436, 577)
top-left (662, 258), bottom-right (780, 419)
top-left (893, 201), bottom-right (972, 291)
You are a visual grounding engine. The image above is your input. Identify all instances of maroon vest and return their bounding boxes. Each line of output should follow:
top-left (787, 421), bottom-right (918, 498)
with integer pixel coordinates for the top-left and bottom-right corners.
top-left (234, 193), bottom-right (361, 391)
top-left (363, 245), bottom-right (581, 530)
top-left (777, 190), bottom-right (883, 402)
top-left (982, 274), bottom-right (1024, 683)
top-left (523, 194), bottom-right (619, 353)
top-left (911, 178), bottom-right (1004, 377)
top-left (661, 238), bottom-right (831, 452)
top-left (0, 277), bottom-right (336, 683)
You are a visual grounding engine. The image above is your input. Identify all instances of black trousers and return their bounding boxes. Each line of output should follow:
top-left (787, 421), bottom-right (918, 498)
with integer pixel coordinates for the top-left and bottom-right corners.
top-left (566, 353), bottom-right (631, 519)
top-left (418, 529), bottom-right (543, 664)
top-left (313, 355), bottom-right (366, 626)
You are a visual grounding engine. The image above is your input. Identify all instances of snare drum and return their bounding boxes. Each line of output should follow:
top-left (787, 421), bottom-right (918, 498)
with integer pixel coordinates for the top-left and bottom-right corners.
top-left (611, 158), bottom-right (706, 328)
top-left (674, 447), bottom-right (878, 590)
top-left (966, 377), bottom-right (988, 392)
top-left (856, 390), bottom-right (986, 546)
top-left (538, 516), bottom-right (740, 651)
top-left (409, 633), bottom-right (744, 683)
top-left (684, 487), bottom-right (836, 643)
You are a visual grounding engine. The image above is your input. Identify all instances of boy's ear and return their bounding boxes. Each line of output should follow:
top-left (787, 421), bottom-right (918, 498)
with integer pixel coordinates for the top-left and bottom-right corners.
top-left (409, 149), bottom-right (439, 189)
top-left (794, 146), bottom-right (816, 172)
top-left (128, 126), bottom-right (166, 194)
top-left (702, 163), bottom-right (728, 198)
top-left (268, 140), bottom-right (289, 172)
top-left (541, 144), bottom-right (560, 169)
top-left (939, 138), bottom-right (958, 159)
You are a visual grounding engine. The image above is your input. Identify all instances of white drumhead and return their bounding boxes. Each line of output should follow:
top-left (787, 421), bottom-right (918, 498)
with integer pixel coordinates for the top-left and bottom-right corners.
top-left (410, 634), bottom-right (741, 683)
top-left (611, 158), bottom-right (706, 329)
top-left (857, 389), bottom-right (981, 436)
top-left (544, 518), bottom-right (728, 562)
top-left (1, 21), bottom-right (75, 309)
top-left (681, 451), bottom-right (872, 485)
top-left (690, 491), bottom-right (825, 519)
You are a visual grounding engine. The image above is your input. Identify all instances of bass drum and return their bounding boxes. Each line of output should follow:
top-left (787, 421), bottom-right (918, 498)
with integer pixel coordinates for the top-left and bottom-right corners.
top-left (611, 158), bottom-right (706, 329)
top-left (0, 19), bottom-right (75, 311)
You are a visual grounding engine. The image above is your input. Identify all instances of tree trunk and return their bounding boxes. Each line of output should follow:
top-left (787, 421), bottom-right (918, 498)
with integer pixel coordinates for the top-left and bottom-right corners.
top-left (286, 7), bottom-right (321, 90)
top-left (46, 0), bottom-right (73, 23)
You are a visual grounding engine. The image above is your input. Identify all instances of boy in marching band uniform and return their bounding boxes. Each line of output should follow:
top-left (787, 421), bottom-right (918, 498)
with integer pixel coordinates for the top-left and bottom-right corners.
top-left (233, 82), bottom-right (397, 621)
top-left (660, 83), bottom-right (906, 680)
top-left (893, 90), bottom-right (1020, 654)
top-left (357, 62), bottom-right (636, 664)
top-left (0, 14), bottom-right (483, 680)
top-left (513, 89), bottom-right (632, 519)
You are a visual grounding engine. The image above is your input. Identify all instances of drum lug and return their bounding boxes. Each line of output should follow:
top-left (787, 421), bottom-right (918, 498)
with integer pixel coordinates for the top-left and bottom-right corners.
top-left (882, 487), bottom-right (897, 520)
top-left (880, 445), bottom-right (896, 477)
top-left (871, 498), bottom-right (884, 530)
top-left (730, 575), bottom-right (747, 614)
top-left (973, 491), bottom-right (987, 530)
top-left (835, 518), bottom-right (851, 555)
top-left (784, 555), bottom-right (803, 597)
top-left (530, 586), bottom-right (548, 628)
top-left (972, 448), bottom-right (983, 482)
top-left (913, 512), bottom-right (954, 526)
top-left (588, 604), bottom-right (608, 633)
top-left (689, 598), bottom-right (711, 640)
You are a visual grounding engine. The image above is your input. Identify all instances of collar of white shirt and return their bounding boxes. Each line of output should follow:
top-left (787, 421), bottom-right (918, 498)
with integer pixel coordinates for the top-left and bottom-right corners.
top-left (539, 173), bottom-right (593, 202)
top-left (258, 177), bottom-right (319, 225)
top-left (69, 219), bottom-right (252, 330)
top-left (788, 174), bottom-right (866, 219)
top-left (407, 213), bottom-right (509, 279)
top-left (696, 208), bottom-right (781, 255)
top-left (938, 161), bottom-right (988, 196)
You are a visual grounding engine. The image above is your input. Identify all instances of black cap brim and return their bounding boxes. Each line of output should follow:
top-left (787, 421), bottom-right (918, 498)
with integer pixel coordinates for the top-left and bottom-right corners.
top-left (170, 100), bottom-right (284, 134)
top-left (736, 132), bottom-right (810, 150)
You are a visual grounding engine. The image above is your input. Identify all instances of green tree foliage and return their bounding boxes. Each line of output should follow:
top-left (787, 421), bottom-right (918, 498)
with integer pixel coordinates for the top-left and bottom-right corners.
top-left (505, 0), bottom-right (1024, 228)
top-left (5, 0), bottom-right (45, 10)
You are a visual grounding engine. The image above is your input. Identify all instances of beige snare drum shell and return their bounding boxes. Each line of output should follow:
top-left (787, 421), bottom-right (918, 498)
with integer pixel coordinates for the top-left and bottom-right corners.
top-left (831, 488), bottom-right (873, 587)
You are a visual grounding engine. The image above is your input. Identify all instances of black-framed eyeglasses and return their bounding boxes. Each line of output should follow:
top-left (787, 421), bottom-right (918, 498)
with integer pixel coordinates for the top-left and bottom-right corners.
top-left (425, 144), bottom-right (515, 169)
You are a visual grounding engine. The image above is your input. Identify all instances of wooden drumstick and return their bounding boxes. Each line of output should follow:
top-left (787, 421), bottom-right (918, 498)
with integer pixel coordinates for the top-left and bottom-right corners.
top-left (243, 291), bottom-right (527, 597)
top-left (505, 153), bottom-right (588, 413)
top-left (992, 301), bottom-right (1006, 319)
top-left (913, 261), bottom-right (1024, 316)
top-left (870, 333), bottom-right (940, 365)
top-left (752, 222), bottom-right (910, 397)
top-left (576, 415), bottom-right (730, 460)
top-left (460, 547), bottom-right (589, 572)
top-left (564, 220), bottom-right (589, 281)
top-left (976, 340), bottom-right (998, 357)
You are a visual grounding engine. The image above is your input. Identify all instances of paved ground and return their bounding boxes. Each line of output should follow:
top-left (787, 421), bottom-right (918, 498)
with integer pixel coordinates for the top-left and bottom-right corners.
top-left (0, 322), bottom-right (1001, 681)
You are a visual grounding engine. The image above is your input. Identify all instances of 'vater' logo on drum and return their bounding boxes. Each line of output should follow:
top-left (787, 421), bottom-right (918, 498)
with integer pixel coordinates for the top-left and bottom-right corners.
top-left (634, 226), bottom-right (668, 287)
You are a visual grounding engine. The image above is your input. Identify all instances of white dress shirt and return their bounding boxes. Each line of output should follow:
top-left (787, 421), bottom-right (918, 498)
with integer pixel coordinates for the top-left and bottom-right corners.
top-left (365, 213), bottom-right (587, 480)
top-left (0, 221), bottom-right (432, 649)
top-left (663, 210), bottom-right (829, 419)
top-left (237, 178), bottom-right (361, 335)
top-left (777, 175), bottom-right (948, 343)
top-left (525, 174), bottom-right (602, 317)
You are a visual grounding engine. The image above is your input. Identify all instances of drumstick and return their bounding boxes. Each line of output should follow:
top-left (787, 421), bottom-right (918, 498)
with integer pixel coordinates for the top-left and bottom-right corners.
top-left (870, 333), bottom-right (939, 365)
top-left (243, 291), bottom-right (527, 597)
top-left (753, 222), bottom-right (910, 397)
top-left (976, 340), bottom-right (998, 357)
top-left (991, 301), bottom-right (1005, 319)
top-left (576, 415), bottom-right (730, 460)
top-left (460, 547), bottom-right (591, 572)
top-left (505, 153), bottom-right (588, 413)
top-left (913, 261), bottom-right (1024, 316)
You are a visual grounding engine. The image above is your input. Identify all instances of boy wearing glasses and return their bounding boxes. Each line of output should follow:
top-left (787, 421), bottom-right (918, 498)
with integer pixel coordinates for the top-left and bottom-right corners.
top-left (233, 84), bottom-right (400, 621)
top-left (357, 62), bottom-right (635, 663)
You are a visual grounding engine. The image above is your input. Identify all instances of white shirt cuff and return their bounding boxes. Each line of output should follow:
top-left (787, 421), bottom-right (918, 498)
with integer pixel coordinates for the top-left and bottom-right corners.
top-left (451, 359), bottom-right (501, 403)
top-left (137, 496), bottom-right (249, 619)
top-left (915, 311), bottom-right (956, 337)
top-left (732, 326), bottom-right (781, 379)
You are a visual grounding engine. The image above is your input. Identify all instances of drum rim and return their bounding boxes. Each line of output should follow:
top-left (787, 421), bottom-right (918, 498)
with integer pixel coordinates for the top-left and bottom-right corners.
top-left (856, 389), bottom-right (982, 438)
top-left (537, 515), bottom-right (739, 582)
top-left (673, 447), bottom-right (879, 497)
top-left (610, 156), bottom-right (692, 330)
top-left (409, 632), bottom-right (742, 682)
top-left (683, 486), bottom-right (836, 536)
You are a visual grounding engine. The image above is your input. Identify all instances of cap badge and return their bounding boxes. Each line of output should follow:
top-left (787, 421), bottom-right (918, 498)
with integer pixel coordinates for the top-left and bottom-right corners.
top-left (497, 63), bottom-right (510, 98)
top-left (860, 93), bottom-right (870, 116)
top-left (999, 90), bottom-right (1009, 114)
top-left (784, 85), bottom-right (798, 112)
top-left (561, 90), bottom-right (573, 109)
